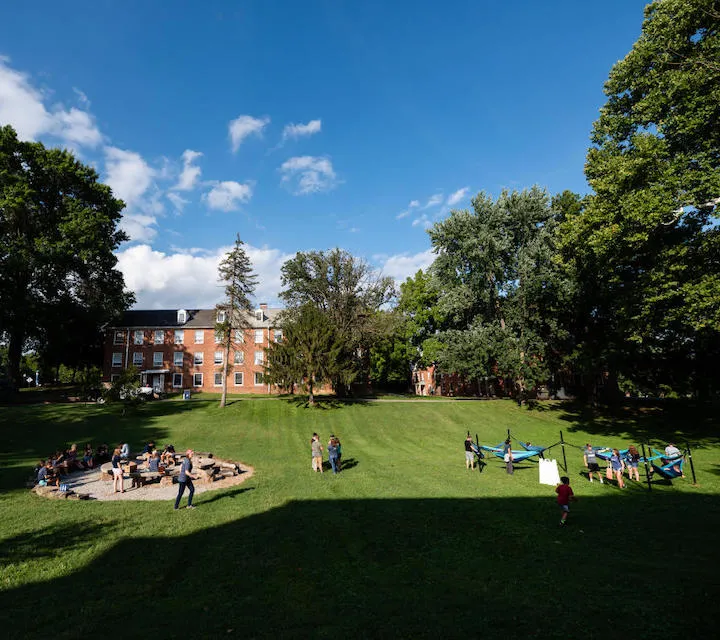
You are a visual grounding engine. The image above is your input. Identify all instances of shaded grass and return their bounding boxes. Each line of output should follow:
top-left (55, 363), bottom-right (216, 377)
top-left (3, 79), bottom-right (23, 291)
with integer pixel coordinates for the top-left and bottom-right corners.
top-left (0, 397), bottom-right (719, 638)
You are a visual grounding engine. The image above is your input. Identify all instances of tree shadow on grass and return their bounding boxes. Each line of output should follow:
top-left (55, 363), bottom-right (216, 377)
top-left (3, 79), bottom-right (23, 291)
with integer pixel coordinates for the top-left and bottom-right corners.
top-left (0, 521), bottom-right (118, 563)
top-left (197, 486), bottom-right (256, 505)
top-left (0, 493), bottom-right (717, 639)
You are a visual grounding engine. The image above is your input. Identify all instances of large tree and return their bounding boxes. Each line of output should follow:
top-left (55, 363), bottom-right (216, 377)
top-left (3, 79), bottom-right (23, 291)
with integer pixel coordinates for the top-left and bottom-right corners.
top-left (0, 125), bottom-right (133, 390)
top-left (216, 234), bottom-right (258, 408)
top-left (560, 0), bottom-right (720, 397)
top-left (428, 188), bottom-right (572, 401)
top-left (279, 248), bottom-right (395, 394)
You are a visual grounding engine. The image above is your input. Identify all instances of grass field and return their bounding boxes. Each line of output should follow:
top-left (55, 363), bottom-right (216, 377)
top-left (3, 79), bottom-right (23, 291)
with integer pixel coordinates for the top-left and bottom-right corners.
top-left (1, 396), bottom-right (719, 639)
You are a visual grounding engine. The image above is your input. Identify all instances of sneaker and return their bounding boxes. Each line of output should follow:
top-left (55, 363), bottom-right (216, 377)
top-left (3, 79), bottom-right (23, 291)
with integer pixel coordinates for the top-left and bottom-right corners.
top-left (600, 479), bottom-right (604, 484)
top-left (186, 505), bottom-right (196, 509)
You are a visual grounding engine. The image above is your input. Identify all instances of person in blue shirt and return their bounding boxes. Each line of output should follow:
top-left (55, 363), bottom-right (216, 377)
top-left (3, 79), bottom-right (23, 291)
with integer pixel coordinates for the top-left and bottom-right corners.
top-left (174, 449), bottom-right (197, 510)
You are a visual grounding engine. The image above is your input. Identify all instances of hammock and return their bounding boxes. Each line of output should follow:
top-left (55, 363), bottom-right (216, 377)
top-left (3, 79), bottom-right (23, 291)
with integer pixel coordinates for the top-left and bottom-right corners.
top-left (594, 447), bottom-right (629, 462)
top-left (469, 442), bottom-right (485, 459)
top-left (479, 443), bottom-right (541, 463)
top-left (518, 441), bottom-right (548, 454)
top-left (648, 448), bottom-right (685, 479)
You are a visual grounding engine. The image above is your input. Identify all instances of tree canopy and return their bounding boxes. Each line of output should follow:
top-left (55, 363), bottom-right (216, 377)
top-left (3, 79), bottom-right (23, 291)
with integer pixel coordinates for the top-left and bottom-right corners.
top-left (0, 125), bottom-right (133, 389)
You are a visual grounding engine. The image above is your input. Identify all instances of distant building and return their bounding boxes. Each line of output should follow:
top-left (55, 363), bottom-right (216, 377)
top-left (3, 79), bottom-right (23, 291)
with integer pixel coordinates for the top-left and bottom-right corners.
top-left (102, 304), bottom-right (284, 394)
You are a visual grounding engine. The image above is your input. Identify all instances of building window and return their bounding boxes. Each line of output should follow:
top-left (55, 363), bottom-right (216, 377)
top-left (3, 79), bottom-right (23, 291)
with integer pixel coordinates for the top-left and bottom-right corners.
top-left (173, 373), bottom-right (182, 388)
top-left (254, 329), bottom-right (263, 343)
top-left (134, 330), bottom-right (144, 345)
top-left (177, 310), bottom-right (187, 324)
top-left (214, 351), bottom-right (223, 365)
top-left (254, 372), bottom-right (263, 386)
top-left (217, 310), bottom-right (226, 323)
top-left (153, 352), bottom-right (163, 367)
top-left (273, 330), bottom-right (283, 343)
top-left (234, 351), bottom-right (244, 365)
top-left (174, 330), bottom-right (184, 344)
top-left (214, 372), bottom-right (223, 386)
top-left (254, 351), bottom-right (263, 365)
top-left (193, 373), bottom-right (203, 387)
top-left (114, 331), bottom-right (124, 345)
top-left (195, 330), bottom-right (204, 344)
top-left (132, 352), bottom-right (143, 366)
top-left (256, 310), bottom-right (263, 321)
top-left (234, 329), bottom-right (244, 343)
top-left (173, 352), bottom-right (183, 366)
top-left (234, 372), bottom-right (244, 386)
top-left (112, 353), bottom-right (122, 367)
top-left (215, 331), bottom-right (222, 344)
top-left (194, 352), bottom-right (204, 366)
top-left (111, 374), bottom-right (120, 383)
top-left (154, 330), bottom-right (164, 345)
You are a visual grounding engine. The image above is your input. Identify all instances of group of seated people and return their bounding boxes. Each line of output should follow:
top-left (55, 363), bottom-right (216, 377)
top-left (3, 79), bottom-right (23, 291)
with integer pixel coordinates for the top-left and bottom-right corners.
top-left (35, 443), bottom-right (111, 486)
top-left (139, 440), bottom-right (178, 473)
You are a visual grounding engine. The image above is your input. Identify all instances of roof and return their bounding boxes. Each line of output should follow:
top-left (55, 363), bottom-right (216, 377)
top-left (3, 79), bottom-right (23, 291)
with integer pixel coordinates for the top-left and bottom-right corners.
top-left (107, 308), bottom-right (283, 330)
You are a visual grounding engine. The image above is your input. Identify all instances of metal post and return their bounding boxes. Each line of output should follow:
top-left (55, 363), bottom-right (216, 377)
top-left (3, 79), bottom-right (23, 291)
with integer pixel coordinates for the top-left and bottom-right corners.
top-left (560, 431), bottom-right (568, 472)
top-left (641, 443), bottom-right (652, 492)
top-left (507, 428), bottom-right (511, 441)
top-left (686, 441), bottom-right (697, 485)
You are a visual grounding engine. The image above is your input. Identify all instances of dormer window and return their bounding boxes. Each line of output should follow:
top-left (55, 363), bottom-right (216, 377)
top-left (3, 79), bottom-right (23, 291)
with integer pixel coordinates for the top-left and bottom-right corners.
top-left (177, 309), bottom-right (187, 324)
top-left (256, 309), bottom-right (263, 322)
top-left (217, 310), bottom-right (226, 323)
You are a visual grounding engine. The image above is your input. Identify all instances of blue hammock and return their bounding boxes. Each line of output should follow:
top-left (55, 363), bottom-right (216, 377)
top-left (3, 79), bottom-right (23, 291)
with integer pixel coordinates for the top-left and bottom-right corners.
top-left (649, 448), bottom-right (685, 479)
top-left (518, 441), bottom-right (548, 455)
top-left (594, 447), bottom-right (629, 462)
top-left (469, 442), bottom-right (485, 459)
top-left (479, 443), bottom-right (541, 463)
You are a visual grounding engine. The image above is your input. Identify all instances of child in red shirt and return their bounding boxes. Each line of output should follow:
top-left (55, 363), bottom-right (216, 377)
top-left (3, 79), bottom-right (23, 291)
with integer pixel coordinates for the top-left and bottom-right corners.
top-left (555, 476), bottom-right (576, 526)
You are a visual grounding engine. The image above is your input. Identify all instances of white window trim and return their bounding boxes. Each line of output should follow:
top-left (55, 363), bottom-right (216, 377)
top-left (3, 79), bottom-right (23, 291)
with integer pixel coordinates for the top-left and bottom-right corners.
top-left (154, 330), bottom-right (164, 345)
top-left (173, 352), bottom-right (183, 366)
top-left (254, 372), bottom-right (264, 386)
top-left (112, 353), bottom-right (122, 367)
top-left (234, 372), bottom-right (244, 386)
top-left (213, 373), bottom-right (223, 386)
top-left (234, 351), bottom-right (245, 365)
top-left (254, 329), bottom-right (263, 343)
top-left (114, 331), bottom-right (124, 345)
top-left (193, 373), bottom-right (203, 387)
top-left (177, 310), bottom-right (187, 324)
top-left (134, 330), bottom-right (144, 345)
top-left (217, 310), bottom-right (226, 323)
top-left (234, 329), bottom-right (244, 343)
top-left (153, 352), bottom-right (163, 367)
top-left (194, 352), bottom-right (204, 366)
top-left (132, 353), bottom-right (143, 366)
top-left (214, 351), bottom-right (224, 365)
top-left (174, 330), bottom-right (184, 344)
top-left (195, 330), bottom-right (204, 344)
top-left (172, 373), bottom-right (183, 388)
top-left (254, 351), bottom-right (263, 365)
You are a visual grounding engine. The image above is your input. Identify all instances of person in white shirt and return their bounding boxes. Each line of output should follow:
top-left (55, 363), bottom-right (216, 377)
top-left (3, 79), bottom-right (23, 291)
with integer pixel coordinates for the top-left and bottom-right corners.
top-left (664, 443), bottom-right (681, 458)
top-left (120, 442), bottom-right (130, 459)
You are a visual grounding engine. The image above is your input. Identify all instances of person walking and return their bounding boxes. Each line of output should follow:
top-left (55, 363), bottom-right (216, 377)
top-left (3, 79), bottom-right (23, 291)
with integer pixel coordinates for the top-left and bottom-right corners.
top-left (464, 435), bottom-right (475, 470)
top-left (111, 447), bottom-right (124, 494)
top-left (610, 448), bottom-right (625, 488)
top-left (583, 444), bottom-right (604, 483)
top-left (335, 435), bottom-right (343, 472)
top-left (311, 434), bottom-right (323, 473)
top-left (503, 439), bottom-right (514, 475)
top-left (555, 476), bottom-right (576, 526)
top-left (174, 449), bottom-right (197, 510)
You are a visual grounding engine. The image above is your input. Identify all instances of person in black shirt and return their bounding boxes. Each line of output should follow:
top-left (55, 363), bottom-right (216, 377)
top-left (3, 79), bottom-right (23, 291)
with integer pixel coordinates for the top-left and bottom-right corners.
top-left (464, 435), bottom-right (475, 470)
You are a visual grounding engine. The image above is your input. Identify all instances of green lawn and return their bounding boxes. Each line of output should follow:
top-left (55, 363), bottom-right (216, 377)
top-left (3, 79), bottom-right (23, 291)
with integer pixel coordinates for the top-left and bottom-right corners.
top-left (1, 397), bottom-right (718, 639)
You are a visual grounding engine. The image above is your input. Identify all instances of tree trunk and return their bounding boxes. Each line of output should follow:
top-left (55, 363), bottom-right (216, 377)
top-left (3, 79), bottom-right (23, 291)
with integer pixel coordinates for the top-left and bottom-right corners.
top-left (7, 329), bottom-right (24, 391)
top-left (308, 380), bottom-right (315, 406)
top-left (220, 336), bottom-right (230, 408)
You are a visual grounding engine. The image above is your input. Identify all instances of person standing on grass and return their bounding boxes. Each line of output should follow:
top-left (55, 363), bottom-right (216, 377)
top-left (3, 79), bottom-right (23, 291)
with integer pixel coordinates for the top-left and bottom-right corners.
top-left (311, 434), bottom-right (323, 473)
top-left (335, 435), bottom-right (342, 472)
top-left (625, 445), bottom-right (641, 482)
top-left (583, 444), bottom-right (604, 483)
top-left (503, 439), bottom-right (514, 475)
top-left (465, 435), bottom-right (475, 470)
top-left (111, 447), bottom-right (124, 494)
top-left (610, 448), bottom-right (625, 488)
top-left (174, 449), bottom-right (197, 510)
top-left (556, 476), bottom-right (576, 526)
top-left (327, 436), bottom-right (339, 474)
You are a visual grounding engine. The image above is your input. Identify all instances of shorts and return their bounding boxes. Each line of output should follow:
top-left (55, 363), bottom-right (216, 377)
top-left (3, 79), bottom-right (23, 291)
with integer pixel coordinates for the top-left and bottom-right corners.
top-left (588, 463), bottom-right (600, 472)
top-left (559, 504), bottom-right (569, 512)
top-left (112, 467), bottom-right (123, 477)
top-left (628, 462), bottom-right (639, 468)
top-left (465, 451), bottom-right (474, 462)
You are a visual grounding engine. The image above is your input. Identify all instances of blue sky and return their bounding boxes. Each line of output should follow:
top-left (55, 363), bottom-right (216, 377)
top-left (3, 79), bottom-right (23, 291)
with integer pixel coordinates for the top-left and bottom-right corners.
top-left (0, 0), bottom-right (649, 308)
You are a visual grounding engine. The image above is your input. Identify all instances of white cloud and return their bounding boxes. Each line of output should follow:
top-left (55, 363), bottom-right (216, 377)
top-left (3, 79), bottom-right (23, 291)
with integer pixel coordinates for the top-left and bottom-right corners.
top-left (424, 193), bottom-right (444, 209)
top-left (282, 119), bottom-right (322, 141)
top-left (447, 187), bottom-right (470, 206)
top-left (167, 192), bottom-right (190, 212)
top-left (116, 243), bottom-right (293, 309)
top-left (119, 214), bottom-right (158, 244)
top-left (396, 210), bottom-right (411, 220)
top-left (203, 180), bottom-right (253, 211)
top-left (409, 200), bottom-right (420, 208)
top-left (279, 155), bottom-right (338, 194)
top-left (377, 249), bottom-right (436, 283)
top-left (172, 149), bottom-right (202, 191)
top-left (0, 57), bottom-right (102, 148)
top-left (104, 146), bottom-right (155, 207)
top-left (412, 214), bottom-right (432, 229)
top-left (229, 115), bottom-right (269, 152)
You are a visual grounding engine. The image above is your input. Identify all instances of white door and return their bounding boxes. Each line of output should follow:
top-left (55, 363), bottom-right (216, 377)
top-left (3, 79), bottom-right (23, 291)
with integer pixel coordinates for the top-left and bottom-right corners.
top-left (152, 374), bottom-right (164, 392)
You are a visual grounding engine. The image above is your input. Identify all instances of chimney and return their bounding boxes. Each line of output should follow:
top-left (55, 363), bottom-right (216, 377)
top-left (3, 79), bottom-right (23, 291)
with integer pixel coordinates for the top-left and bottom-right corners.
top-left (260, 303), bottom-right (268, 310)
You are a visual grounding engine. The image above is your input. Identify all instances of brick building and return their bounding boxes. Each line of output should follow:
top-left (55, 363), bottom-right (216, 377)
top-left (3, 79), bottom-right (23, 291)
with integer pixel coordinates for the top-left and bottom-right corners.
top-left (102, 305), bottom-right (283, 394)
